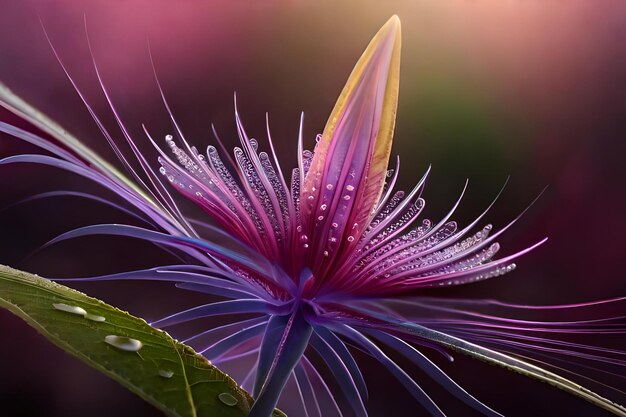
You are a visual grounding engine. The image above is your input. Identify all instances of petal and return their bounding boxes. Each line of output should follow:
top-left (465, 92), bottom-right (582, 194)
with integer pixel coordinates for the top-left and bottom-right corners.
top-left (299, 16), bottom-right (401, 270)
top-left (0, 82), bottom-right (161, 217)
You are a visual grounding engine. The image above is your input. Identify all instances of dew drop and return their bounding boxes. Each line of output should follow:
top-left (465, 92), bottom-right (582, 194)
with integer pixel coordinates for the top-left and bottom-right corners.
top-left (159, 167), bottom-right (166, 175)
top-left (85, 313), bottom-right (106, 322)
top-left (104, 335), bottom-right (143, 352)
top-left (52, 303), bottom-right (86, 317)
top-left (218, 392), bottom-right (238, 407)
top-left (326, 183), bottom-right (333, 190)
top-left (345, 185), bottom-right (355, 191)
top-left (249, 138), bottom-right (258, 151)
top-left (158, 369), bottom-right (174, 379)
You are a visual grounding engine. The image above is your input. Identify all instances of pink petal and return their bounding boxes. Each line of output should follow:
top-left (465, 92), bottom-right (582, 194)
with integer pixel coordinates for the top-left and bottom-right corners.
top-left (299, 16), bottom-right (402, 272)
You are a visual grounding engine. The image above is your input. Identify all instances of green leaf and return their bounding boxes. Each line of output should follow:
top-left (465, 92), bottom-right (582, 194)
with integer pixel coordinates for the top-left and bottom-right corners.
top-left (0, 264), bottom-right (286, 417)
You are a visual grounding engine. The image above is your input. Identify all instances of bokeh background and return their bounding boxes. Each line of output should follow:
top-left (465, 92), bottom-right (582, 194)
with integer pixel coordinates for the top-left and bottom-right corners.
top-left (0, 1), bottom-right (624, 416)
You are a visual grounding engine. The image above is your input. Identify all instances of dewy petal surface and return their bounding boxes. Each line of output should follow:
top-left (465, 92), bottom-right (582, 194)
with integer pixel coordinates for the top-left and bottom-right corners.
top-left (299, 15), bottom-right (401, 270)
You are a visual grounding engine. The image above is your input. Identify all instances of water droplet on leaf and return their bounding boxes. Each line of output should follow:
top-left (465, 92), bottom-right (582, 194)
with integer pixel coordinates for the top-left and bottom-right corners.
top-left (52, 303), bottom-right (86, 317)
top-left (218, 392), bottom-right (238, 406)
top-left (104, 335), bottom-right (143, 352)
top-left (84, 313), bottom-right (106, 322)
top-left (158, 369), bottom-right (174, 379)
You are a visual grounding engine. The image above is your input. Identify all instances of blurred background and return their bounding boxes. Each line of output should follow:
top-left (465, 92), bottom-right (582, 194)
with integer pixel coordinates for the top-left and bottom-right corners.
top-left (0, 1), bottom-right (624, 416)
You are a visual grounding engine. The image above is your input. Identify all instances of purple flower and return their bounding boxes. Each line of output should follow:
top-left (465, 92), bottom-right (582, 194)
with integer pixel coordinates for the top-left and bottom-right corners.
top-left (1, 15), bottom-right (624, 417)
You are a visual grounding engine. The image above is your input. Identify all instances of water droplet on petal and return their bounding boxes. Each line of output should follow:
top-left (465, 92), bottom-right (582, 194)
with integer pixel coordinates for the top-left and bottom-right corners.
top-left (85, 313), bottom-right (106, 322)
top-left (158, 369), bottom-right (174, 379)
top-left (218, 392), bottom-right (238, 406)
top-left (52, 303), bottom-right (86, 317)
top-left (346, 185), bottom-right (355, 191)
top-left (104, 335), bottom-right (143, 352)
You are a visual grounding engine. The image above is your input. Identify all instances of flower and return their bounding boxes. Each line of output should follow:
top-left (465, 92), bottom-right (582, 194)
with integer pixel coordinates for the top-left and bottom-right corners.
top-left (1, 15), bottom-right (624, 417)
